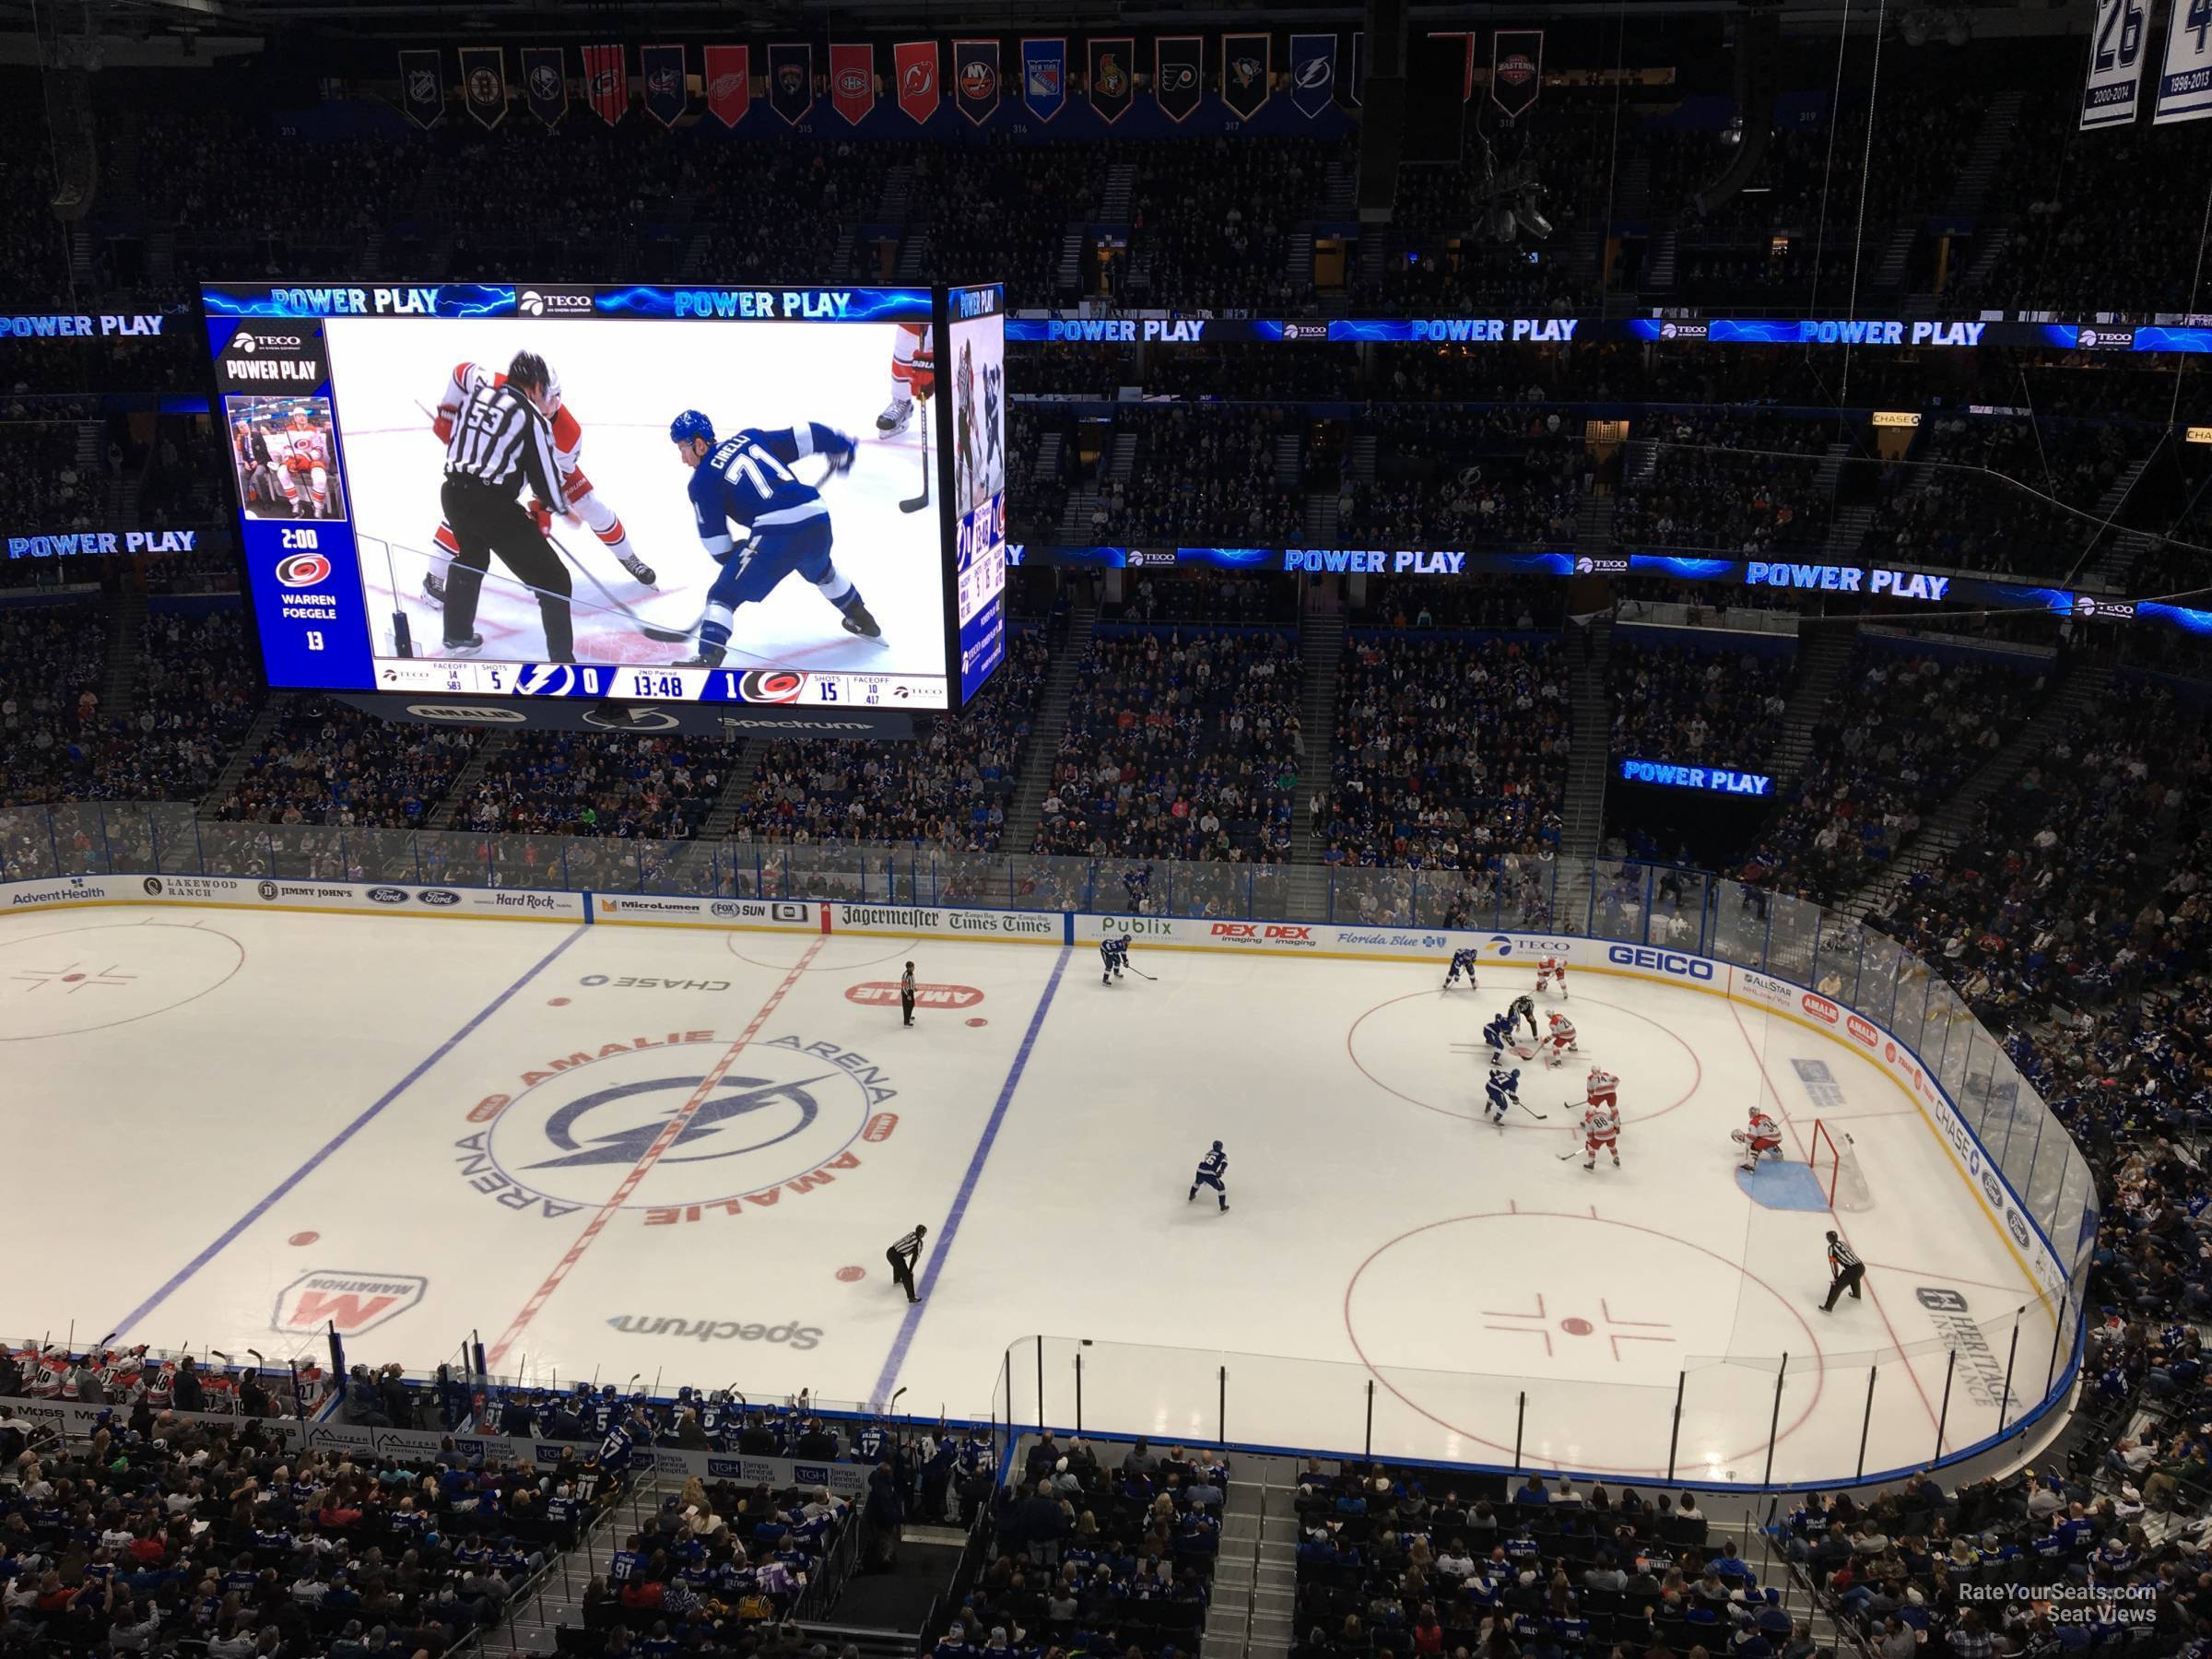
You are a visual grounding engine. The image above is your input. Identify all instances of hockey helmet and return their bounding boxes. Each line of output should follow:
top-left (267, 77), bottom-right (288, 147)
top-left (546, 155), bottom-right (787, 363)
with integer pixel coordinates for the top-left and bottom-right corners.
top-left (669, 409), bottom-right (715, 446)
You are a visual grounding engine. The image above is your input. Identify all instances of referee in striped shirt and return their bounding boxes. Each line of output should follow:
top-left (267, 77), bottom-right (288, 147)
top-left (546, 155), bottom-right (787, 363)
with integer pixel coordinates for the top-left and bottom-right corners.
top-left (440, 349), bottom-right (574, 662)
top-left (1820, 1230), bottom-right (1865, 1311)
top-left (887, 1223), bottom-right (925, 1303)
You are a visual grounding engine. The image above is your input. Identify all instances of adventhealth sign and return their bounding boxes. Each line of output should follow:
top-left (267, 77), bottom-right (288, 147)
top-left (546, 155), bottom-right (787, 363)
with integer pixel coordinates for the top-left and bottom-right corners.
top-left (1619, 759), bottom-right (1772, 796)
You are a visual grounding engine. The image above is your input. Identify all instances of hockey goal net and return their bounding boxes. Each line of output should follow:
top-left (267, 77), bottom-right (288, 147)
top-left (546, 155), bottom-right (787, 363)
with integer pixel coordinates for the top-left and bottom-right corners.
top-left (1809, 1119), bottom-right (1874, 1211)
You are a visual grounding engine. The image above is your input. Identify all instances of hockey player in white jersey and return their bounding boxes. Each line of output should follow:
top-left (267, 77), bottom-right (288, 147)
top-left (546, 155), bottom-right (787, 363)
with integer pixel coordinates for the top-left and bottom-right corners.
top-left (879, 322), bottom-right (933, 433)
top-left (1541, 1011), bottom-right (1579, 1067)
top-left (1734, 1108), bottom-right (1784, 1171)
top-left (1584, 1066), bottom-right (1618, 1112)
top-left (276, 412), bottom-right (332, 519)
top-left (1535, 956), bottom-right (1568, 998)
top-left (1580, 1098), bottom-right (1621, 1171)
top-left (422, 358), bottom-right (655, 601)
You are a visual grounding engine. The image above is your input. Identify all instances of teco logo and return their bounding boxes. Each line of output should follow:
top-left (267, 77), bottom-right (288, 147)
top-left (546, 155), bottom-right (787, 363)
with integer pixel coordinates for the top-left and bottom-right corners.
top-left (1800, 992), bottom-right (1841, 1024)
top-left (276, 551), bottom-right (331, 585)
top-left (517, 289), bottom-right (593, 317)
top-left (1210, 923), bottom-right (1313, 942)
top-left (1845, 1014), bottom-right (1878, 1048)
top-left (845, 982), bottom-right (984, 1008)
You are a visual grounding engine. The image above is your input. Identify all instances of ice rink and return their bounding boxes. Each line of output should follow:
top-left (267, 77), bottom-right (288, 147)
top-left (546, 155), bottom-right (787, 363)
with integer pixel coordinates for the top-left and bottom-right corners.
top-left (0, 905), bottom-right (2061, 1486)
top-left (323, 316), bottom-right (947, 675)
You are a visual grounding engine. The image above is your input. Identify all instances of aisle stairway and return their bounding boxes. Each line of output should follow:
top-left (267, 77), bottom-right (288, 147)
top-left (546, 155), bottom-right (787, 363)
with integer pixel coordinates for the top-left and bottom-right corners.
top-left (1553, 617), bottom-right (1614, 929)
top-left (196, 693), bottom-right (293, 816)
top-left (1766, 620), bottom-right (1858, 790)
top-left (1003, 605), bottom-right (1097, 850)
top-left (100, 577), bottom-right (147, 722)
top-left (1293, 611), bottom-right (1346, 864)
top-left (424, 731), bottom-right (514, 832)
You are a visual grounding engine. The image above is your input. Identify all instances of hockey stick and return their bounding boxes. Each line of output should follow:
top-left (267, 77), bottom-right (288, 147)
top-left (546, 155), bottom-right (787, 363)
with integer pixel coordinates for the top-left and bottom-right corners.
top-left (900, 396), bottom-right (932, 514)
top-left (1555, 1146), bottom-right (1587, 1161)
top-left (1514, 1098), bottom-right (1548, 1121)
top-left (547, 532), bottom-right (694, 642)
top-left (1126, 964), bottom-right (1158, 981)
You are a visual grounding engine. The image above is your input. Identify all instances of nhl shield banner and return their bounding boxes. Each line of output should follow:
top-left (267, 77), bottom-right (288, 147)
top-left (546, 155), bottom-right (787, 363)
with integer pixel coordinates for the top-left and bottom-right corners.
top-left (1288, 33), bottom-right (1336, 117)
top-left (582, 44), bottom-right (625, 125)
top-left (1490, 29), bottom-right (1543, 118)
top-left (954, 40), bottom-right (1000, 125)
top-left (459, 47), bottom-right (506, 129)
top-left (1221, 33), bottom-right (1271, 120)
top-left (703, 45), bottom-right (750, 128)
top-left (641, 44), bottom-right (687, 127)
top-left (894, 41), bottom-right (939, 124)
top-left (398, 50), bottom-right (444, 130)
top-left (769, 42), bottom-right (814, 124)
top-left (830, 43), bottom-right (874, 125)
top-left (1088, 38), bottom-right (1135, 124)
top-left (1154, 37), bottom-right (1201, 123)
top-left (521, 47), bottom-right (567, 127)
top-left (1020, 38), bottom-right (1066, 123)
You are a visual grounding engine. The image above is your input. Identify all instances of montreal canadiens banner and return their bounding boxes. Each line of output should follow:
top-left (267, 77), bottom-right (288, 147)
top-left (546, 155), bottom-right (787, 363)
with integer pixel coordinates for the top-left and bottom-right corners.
top-left (830, 43), bottom-right (874, 124)
top-left (1088, 37), bottom-right (1135, 123)
top-left (1021, 38), bottom-right (1066, 122)
top-left (582, 44), bottom-right (625, 124)
top-left (641, 44), bottom-right (687, 127)
top-left (955, 39), bottom-right (1001, 124)
top-left (398, 49), bottom-right (444, 129)
top-left (894, 41), bottom-right (939, 124)
top-left (1288, 33), bottom-right (1336, 118)
top-left (769, 42), bottom-right (813, 124)
top-left (521, 46), bottom-right (567, 127)
top-left (703, 44), bottom-right (749, 127)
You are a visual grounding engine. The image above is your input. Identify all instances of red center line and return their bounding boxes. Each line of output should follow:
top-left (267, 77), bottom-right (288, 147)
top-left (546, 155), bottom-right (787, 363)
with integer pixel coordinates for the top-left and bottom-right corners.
top-left (486, 934), bottom-right (829, 1368)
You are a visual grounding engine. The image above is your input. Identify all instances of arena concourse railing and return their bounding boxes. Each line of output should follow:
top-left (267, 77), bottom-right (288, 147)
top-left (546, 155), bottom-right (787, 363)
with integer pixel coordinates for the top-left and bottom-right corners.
top-left (1, 800), bottom-right (2098, 1488)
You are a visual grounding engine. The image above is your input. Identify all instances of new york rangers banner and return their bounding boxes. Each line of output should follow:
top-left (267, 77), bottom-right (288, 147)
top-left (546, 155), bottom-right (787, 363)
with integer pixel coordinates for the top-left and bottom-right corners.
top-left (1155, 36), bottom-right (1201, 122)
top-left (398, 49), bottom-right (444, 129)
top-left (2155, 1), bottom-right (2212, 124)
top-left (830, 43), bottom-right (875, 125)
top-left (1089, 37), bottom-right (1135, 124)
top-left (641, 44), bottom-right (687, 127)
top-left (582, 44), bottom-right (626, 125)
top-left (522, 46), bottom-right (567, 127)
top-left (459, 47), bottom-right (506, 128)
top-left (1221, 33), bottom-right (1271, 120)
top-left (1288, 33), bottom-right (1336, 117)
top-left (1490, 29), bottom-right (1543, 118)
top-left (955, 40), bottom-right (1000, 125)
top-left (703, 44), bottom-right (749, 128)
top-left (769, 42), bottom-right (814, 124)
top-left (894, 41), bottom-right (939, 124)
top-left (1349, 31), bottom-right (1364, 105)
top-left (2081, 0), bottom-right (2146, 127)
top-left (1021, 38), bottom-right (1066, 122)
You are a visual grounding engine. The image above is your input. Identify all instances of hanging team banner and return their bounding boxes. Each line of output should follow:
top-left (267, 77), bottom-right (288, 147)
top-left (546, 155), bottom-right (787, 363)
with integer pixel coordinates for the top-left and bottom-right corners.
top-left (703, 45), bottom-right (750, 127)
top-left (954, 40), bottom-right (1000, 125)
top-left (769, 42), bottom-right (814, 124)
top-left (1349, 31), bottom-right (1364, 105)
top-left (2081, 0), bottom-right (2146, 127)
top-left (830, 43), bottom-right (875, 124)
top-left (522, 46), bottom-right (567, 127)
top-left (1021, 39), bottom-right (1066, 122)
top-left (894, 41), bottom-right (939, 124)
top-left (398, 49), bottom-right (444, 129)
top-left (582, 44), bottom-right (626, 124)
top-left (459, 46), bottom-right (506, 128)
top-left (2155, 0), bottom-right (2212, 124)
top-left (1221, 32), bottom-right (1271, 120)
top-left (1088, 37), bottom-right (1135, 124)
top-left (1155, 37), bottom-right (1202, 122)
top-left (1490, 29), bottom-right (1543, 118)
top-left (641, 44), bottom-right (687, 127)
top-left (1431, 33), bottom-right (1476, 101)
top-left (1288, 33), bottom-right (1336, 117)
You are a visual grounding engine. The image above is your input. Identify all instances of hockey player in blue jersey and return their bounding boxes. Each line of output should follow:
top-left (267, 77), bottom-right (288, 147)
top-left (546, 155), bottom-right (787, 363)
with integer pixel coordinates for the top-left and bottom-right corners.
top-left (1483, 1010), bottom-right (1522, 1063)
top-left (1189, 1140), bottom-right (1229, 1211)
top-left (669, 410), bottom-right (879, 666)
top-left (1484, 1065), bottom-right (1522, 1128)
top-left (1100, 936), bottom-right (1130, 983)
top-left (1443, 947), bottom-right (1481, 989)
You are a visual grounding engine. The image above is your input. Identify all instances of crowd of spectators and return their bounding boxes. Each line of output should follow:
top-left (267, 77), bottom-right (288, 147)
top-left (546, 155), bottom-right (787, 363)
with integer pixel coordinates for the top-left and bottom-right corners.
top-left (0, 596), bottom-right (112, 809)
top-left (1124, 138), bottom-right (1327, 312)
top-left (1088, 406), bottom-right (1304, 546)
top-left (1609, 636), bottom-right (1794, 772)
top-left (1613, 413), bottom-right (1832, 556)
top-left (210, 702), bottom-right (478, 829)
top-left (458, 731), bottom-right (735, 841)
top-left (1859, 416), bottom-right (2134, 580)
top-left (0, 423), bottom-right (105, 539)
top-left (1336, 407), bottom-right (1587, 550)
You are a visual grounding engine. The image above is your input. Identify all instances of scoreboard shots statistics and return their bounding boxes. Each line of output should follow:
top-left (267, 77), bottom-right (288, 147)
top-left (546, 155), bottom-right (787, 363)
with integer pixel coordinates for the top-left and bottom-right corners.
top-left (200, 282), bottom-right (1010, 712)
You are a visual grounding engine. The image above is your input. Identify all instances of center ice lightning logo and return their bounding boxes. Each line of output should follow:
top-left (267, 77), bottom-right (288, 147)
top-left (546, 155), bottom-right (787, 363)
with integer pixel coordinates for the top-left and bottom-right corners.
top-left (460, 1033), bottom-right (899, 1224)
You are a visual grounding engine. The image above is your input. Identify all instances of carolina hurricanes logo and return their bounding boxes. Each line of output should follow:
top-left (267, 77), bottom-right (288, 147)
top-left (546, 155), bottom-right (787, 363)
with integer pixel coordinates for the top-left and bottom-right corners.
top-left (276, 552), bottom-right (331, 586)
top-left (738, 669), bottom-right (807, 704)
top-left (590, 68), bottom-right (618, 96)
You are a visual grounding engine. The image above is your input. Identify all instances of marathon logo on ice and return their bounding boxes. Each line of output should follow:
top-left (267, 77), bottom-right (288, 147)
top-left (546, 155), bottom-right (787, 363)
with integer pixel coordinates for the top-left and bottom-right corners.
top-left (1605, 945), bottom-right (1716, 982)
top-left (0, 312), bottom-right (170, 337)
top-left (1279, 548), bottom-right (1468, 575)
top-left (273, 1270), bottom-right (429, 1336)
top-left (8, 530), bottom-right (199, 559)
top-left (1743, 562), bottom-right (1950, 601)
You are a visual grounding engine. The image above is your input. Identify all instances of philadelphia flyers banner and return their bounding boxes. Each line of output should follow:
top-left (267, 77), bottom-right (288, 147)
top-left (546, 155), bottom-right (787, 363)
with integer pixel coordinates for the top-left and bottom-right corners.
top-left (582, 43), bottom-right (625, 124)
top-left (703, 44), bottom-right (749, 128)
top-left (894, 41), bottom-right (939, 124)
top-left (830, 42), bottom-right (874, 124)
top-left (954, 39), bottom-right (1000, 125)
top-left (1154, 36), bottom-right (1201, 122)
top-left (1088, 37), bottom-right (1135, 124)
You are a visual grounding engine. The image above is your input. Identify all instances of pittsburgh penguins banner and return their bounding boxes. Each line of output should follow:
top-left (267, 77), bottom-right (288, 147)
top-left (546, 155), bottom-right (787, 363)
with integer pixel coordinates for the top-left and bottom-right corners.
top-left (582, 44), bottom-right (625, 124)
top-left (769, 42), bottom-right (814, 124)
top-left (1490, 29), bottom-right (1543, 119)
top-left (522, 47), bottom-right (567, 127)
top-left (703, 45), bottom-right (750, 128)
top-left (830, 43), bottom-right (875, 125)
top-left (1220, 33), bottom-right (1271, 120)
top-left (398, 49), bottom-right (444, 129)
top-left (459, 46), bottom-right (505, 128)
top-left (1288, 33), bottom-right (1336, 117)
top-left (1088, 37), bottom-right (1135, 124)
top-left (1154, 36), bottom-right (1201, 123)
top-left (894, 41), bottom-right (939, 124)
top-left (954, 40), bottom-right (1000, 125)
top-left (641, 44), bottom-right (687, 127)
top-left (1020, 38), bottom-right (1066, 123)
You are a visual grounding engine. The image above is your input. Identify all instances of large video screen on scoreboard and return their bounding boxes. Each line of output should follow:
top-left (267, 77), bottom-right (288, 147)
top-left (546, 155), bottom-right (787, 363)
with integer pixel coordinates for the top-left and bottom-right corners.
top-left (201, 282), bottom-right (1008, 713)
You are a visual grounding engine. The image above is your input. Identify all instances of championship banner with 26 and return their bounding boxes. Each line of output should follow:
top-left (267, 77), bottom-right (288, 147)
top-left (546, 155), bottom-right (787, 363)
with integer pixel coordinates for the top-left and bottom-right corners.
top-left (830, 43), bottom-right (875, 125)
top-left (582, 44), bottom-right (625, 125)
top-left (522, 46), bottom-right (567, 128)
top-left (460, 47), bottom-right (506, 129)
top-left (1020, 38), bottom-right (1066, 123)
top-left (894, 41), bottom-right (939, 125)
top-left (955, 40), bottom-right (1001, 125)
top-left (703, 44), bottom-right (749, 128)
top-left (641, 44), bottom-right (687, 128)
top-left (1288, 33), bottom-right (1337, 118)
top-left (398, 49), bottom-right (444, 130)
top-left (1155, 36), bottom-right (1202, 123)
top-left (1221, 33), bottom-right (1270, 120)
top-left (1088, 37), bottom-right (1135, 124)
top-left (768, 41), bottom-right (814, 124)
top-left (1491, 30), bottom-right (1543, 119)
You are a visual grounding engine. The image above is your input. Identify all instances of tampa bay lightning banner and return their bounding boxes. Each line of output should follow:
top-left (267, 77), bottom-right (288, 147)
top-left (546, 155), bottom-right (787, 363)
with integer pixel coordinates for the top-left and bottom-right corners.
top-left (521, 47), bottom-right (567, 127)
top-left (1288, 33), bottom-right (1336, 117)
top-left (641, 44), bottom-right (687, 127)
top-left (1221, 33), bottom-right (1270, 120)
top-left (1021, 38), bottom-right (1066, 122)
top-left (398, 50), bottom-right (444, 129)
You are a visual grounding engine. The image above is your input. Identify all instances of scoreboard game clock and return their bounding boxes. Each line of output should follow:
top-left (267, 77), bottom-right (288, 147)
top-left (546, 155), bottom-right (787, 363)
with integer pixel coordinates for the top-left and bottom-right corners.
top-left (201, 281), bottom-right (1008, 727)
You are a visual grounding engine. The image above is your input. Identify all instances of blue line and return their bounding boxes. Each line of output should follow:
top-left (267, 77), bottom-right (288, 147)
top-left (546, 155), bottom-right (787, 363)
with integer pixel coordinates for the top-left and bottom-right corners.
top-left (110, 924), bottom-right (591, 1342)
top-left (871, 947), bottom-right (1069, 1408)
